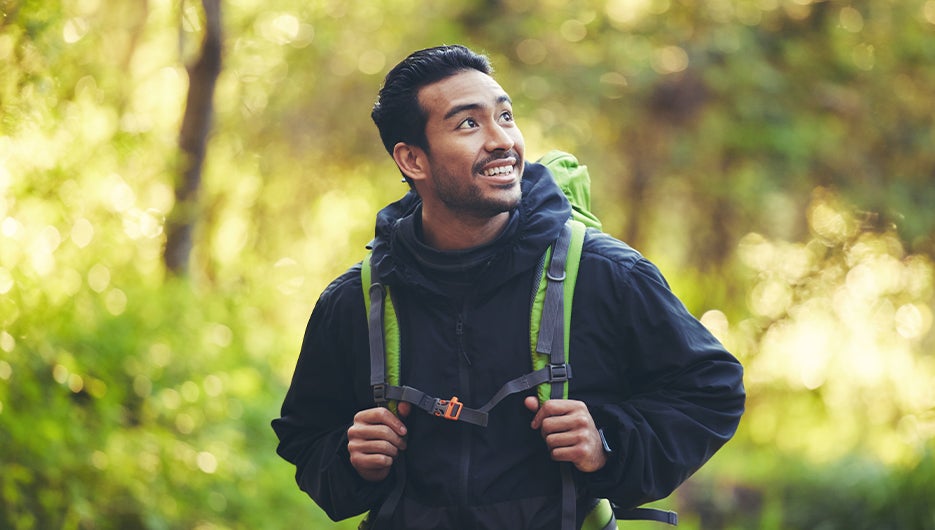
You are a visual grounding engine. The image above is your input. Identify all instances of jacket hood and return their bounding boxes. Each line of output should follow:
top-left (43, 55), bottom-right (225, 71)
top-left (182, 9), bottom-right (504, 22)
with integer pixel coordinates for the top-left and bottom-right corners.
top-left (369, 162), bottom-right (571, 296)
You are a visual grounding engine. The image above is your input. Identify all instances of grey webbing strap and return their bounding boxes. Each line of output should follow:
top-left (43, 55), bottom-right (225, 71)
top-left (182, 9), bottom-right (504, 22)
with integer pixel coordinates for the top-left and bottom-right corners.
top-left (478, 363), bottom-right (572, 414)
top-left (387, 385), bottom-right (489, 427)
top-left (381, 362), bottom-right (576, 428)
top-left (538, 223), bottom-right (576, 530)
top-left (537, 222), bottom-right (573, 400)
top-left (535, 222), bottom-right (572, 357)
top-left (368, 283), bottom-right (389, 404)
top-left (559, 464), bottom-right (576, 530)
top-left (366, 277), bottom-right (406, 530)
top-left (372, 454), bottom-right (407, 530)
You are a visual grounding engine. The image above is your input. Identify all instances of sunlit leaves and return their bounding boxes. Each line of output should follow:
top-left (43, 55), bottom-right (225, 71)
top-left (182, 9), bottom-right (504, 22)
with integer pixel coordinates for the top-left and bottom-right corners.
top-left (734, 192), bottom-right (935, 464)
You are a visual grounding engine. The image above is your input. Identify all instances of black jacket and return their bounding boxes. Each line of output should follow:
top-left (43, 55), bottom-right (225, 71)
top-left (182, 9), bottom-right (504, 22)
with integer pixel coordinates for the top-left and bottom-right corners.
top-left (272, 163), bottom-right (745, 529)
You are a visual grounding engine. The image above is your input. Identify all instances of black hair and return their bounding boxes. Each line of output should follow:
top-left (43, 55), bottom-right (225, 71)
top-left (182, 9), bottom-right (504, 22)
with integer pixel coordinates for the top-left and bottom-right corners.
top-left (371, 45), bottom-right (492, 155)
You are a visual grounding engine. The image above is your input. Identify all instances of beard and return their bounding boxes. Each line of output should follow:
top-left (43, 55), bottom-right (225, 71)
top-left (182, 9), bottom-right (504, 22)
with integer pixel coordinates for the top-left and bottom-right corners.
top-left (430, 153), bottom-right (523, 218)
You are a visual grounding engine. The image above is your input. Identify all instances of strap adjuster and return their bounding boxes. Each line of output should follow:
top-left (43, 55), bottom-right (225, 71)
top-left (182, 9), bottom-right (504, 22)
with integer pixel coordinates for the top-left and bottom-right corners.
top-left (546, 269), bottom-right (566, 281)
top-left (433, 396), bottom-right (463, 421)
top-left (548, 363), bottom-right (571, 382)
top-left (372, 383), bottom-right (387, 404)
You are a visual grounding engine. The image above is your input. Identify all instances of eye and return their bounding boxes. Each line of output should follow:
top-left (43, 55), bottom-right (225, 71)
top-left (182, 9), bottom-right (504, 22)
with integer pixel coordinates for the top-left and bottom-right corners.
top-left (499, 110), bottom-right (514, 123)
top-left (457, 117), bottom-right (479, 129)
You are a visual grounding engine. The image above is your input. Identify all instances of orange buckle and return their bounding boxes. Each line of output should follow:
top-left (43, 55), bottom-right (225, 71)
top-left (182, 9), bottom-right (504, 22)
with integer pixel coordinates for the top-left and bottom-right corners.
top-left (433, 396), bottom-right (463, 421)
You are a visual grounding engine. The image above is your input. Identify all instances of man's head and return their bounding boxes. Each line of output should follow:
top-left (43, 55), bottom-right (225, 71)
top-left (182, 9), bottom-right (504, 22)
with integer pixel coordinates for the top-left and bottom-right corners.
top-left (371, 45), bottom-right (492, 156)
top-left (372, 45), bottom-right (525, 246)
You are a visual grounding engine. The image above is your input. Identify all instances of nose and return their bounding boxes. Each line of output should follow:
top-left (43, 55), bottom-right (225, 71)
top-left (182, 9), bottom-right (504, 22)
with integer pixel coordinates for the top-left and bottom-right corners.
top-left (485, 123), bottom-right (515, 152)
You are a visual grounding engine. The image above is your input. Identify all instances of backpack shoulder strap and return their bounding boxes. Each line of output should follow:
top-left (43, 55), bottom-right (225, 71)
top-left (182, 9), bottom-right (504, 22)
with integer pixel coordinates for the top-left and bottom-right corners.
top-left (362, 252), bottom-right (400, 414)
top-left (530, 218), bottom-right (587, 402)
top-left (528, 218), bottom-right (586, 530)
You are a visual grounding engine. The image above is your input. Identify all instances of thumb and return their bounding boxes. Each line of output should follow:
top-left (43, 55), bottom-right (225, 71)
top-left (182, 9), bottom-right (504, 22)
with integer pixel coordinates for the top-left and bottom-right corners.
top-left (397, 401), bottom-right (412, 418)
top-left (524, 395), bottom-right (540, 413)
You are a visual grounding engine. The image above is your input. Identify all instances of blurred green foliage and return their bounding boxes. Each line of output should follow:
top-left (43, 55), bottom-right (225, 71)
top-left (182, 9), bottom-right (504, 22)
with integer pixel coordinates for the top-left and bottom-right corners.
top-left (1, 0), bottom-right (934, 528)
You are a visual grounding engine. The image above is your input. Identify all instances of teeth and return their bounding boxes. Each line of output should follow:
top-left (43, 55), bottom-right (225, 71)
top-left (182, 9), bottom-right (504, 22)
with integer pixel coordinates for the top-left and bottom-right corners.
top-left (483, 165), bottom-right (514, 177)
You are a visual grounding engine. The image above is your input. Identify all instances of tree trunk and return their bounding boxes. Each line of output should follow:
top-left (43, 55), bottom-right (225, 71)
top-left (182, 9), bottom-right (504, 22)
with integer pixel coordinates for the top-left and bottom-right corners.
top-left (164, 0), bottom-right (222, 276)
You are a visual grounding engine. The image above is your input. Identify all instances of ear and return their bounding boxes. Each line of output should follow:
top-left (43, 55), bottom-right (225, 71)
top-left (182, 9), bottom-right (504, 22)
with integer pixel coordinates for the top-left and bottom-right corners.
top-left (392, 142), bottom-right (429, 184)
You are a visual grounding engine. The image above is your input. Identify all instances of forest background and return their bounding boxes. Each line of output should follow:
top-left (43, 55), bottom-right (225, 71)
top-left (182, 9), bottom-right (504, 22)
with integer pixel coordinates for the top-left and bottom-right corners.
top-left (2, 0), bottom-right (934, 528)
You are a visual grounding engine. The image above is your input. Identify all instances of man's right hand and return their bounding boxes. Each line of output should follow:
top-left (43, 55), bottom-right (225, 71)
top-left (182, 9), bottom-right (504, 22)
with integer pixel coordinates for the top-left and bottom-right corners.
top-left (347, 402), bottom-right (411, 482)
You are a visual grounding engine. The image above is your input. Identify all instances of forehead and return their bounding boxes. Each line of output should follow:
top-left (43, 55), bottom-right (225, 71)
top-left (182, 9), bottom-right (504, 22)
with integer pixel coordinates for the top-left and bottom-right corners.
top-left (418, 69), bottom-right (510, 120)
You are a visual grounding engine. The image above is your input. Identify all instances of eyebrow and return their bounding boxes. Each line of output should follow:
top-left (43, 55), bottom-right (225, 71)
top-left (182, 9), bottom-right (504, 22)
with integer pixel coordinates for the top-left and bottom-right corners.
top-left (443, 94), bottom-right (512, 121)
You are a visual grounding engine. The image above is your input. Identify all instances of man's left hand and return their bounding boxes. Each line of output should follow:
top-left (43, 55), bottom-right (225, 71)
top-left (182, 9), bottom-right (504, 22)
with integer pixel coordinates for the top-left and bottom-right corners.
top-left (524, 396), bottom-right (608, 473)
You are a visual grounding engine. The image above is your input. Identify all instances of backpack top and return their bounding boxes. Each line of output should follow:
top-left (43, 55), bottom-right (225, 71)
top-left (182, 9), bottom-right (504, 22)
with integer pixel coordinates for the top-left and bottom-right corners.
top-left (536, 150), bottom-right (602, 231)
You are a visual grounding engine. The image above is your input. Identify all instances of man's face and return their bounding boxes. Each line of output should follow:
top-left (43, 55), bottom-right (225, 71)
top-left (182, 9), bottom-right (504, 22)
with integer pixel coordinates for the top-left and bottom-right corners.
top-left (416, 69), bottom-right (525, 218)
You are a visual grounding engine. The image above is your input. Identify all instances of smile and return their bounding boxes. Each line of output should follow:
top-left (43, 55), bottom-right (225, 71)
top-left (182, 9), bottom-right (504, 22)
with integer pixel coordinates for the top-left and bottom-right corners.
top-left (481, 164), bottom-right (515, 177)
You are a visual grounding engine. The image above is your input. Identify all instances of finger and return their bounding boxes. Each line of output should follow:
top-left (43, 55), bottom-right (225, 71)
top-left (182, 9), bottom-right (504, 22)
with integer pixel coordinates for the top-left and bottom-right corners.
top-left (348, 437), bottom-right (403, 458)
top-left (538, 399), bottom-right (581, 415)
top-left (541, 429), bottom-right (586, 451)
top-left (355, 407), bottom-right (408, 437)
top-left (348, 423), bottom-right (408, 450)
top-left (528, 397), bottom-right (553, 430)
top-left (350, 451), bottom-right (395, 470)
top-left (546, 435), bottom-right (607, 472)
top-left (547, 444), bottom-right (593, 466)
top-left (349, 452), bottom-right (395, 482)
top-left (530, 399), bottom-right (589, 431)
top-left (397, 401), bottom-right (412, 418)
top-left (539, 410), bottom-right (590, 436)
top-left (347, 435), bottom-right (406, 483)
top-left (524, 396), bottom-right (542, 428)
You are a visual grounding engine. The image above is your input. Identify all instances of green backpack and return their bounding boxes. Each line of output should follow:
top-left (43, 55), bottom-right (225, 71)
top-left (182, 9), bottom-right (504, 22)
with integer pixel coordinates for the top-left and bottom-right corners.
top-left (360, 151), bottom-right (676, 530)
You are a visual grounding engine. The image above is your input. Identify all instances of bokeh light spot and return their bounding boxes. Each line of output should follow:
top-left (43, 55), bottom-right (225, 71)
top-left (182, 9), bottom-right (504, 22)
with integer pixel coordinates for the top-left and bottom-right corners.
top-left (197, 451), bottom-right (218, 474)
top-left (895, 303), bottom-right (932, 340)
top-left (104, 288), bottom-right (127, 316)
top-left (87, 263), bottom-right (111, 293)
top-left (70, 218), bottom-right (94, 248)
top-left (0, 331), bottom-right (13, 353)
top-left (560, 19), bottom-right (588, 42)
top-left (651, 46), bottom-right (689, 74)
top-left (839, 6), bottom-right (864, 33)
top-left (516, 39), bottom-right (547, 65)
top-left (358, 50), bottom-right (386, 75)
top-left (0, 360), bottom-right (12, 380)
top-left (0, 268), bottom-right (12, 294)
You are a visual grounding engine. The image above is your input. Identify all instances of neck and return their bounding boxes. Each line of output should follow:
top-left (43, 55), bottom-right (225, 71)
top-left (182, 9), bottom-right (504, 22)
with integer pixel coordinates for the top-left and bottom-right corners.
top-left (421, 210), bottom-right (511, 251)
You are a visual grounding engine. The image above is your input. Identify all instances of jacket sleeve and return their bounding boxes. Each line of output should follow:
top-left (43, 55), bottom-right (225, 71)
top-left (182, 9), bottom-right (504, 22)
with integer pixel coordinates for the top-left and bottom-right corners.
top-left (271, 269), bottom-right (392, 521)
top-left (575, 252), bottom-right (746, 507)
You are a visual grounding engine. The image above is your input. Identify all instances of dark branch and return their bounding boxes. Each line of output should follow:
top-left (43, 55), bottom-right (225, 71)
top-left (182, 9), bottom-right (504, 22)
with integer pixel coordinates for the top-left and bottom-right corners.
top-left (164, 0), bottom-right (222, 276)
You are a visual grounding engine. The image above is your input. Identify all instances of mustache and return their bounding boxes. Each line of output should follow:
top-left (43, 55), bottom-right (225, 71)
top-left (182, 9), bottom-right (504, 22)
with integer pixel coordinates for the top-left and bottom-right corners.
top-left (474, 150), bottom-right (521, 173)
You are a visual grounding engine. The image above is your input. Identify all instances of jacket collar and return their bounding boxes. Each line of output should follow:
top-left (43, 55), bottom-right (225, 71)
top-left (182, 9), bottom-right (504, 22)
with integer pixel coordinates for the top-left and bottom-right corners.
top-left (369, 162), bottom-right (571, 296)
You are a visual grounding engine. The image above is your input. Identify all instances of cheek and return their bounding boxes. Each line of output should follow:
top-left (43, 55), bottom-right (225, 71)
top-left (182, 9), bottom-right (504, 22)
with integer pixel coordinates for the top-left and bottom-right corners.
top-left (510, 129), bottom-right (525, 150)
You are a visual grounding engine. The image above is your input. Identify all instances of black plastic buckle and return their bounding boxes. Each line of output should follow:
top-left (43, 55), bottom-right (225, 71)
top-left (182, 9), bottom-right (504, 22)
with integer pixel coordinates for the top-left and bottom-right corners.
top-left (372, 383), bottom-right (387, 404)
top-left (548, 363), bottom-right (571, 382)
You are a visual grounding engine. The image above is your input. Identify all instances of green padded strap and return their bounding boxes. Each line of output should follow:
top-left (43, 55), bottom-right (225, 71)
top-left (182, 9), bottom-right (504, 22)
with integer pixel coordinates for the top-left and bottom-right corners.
top-left (362, 252), bottom-right (399, 414)
top-left (581, 498), bottom-right (616, 530)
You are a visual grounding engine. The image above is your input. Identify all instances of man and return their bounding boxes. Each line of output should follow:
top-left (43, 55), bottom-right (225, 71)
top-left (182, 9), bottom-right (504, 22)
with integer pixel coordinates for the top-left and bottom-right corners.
top-left (272, 45), bottom-right (745, 529)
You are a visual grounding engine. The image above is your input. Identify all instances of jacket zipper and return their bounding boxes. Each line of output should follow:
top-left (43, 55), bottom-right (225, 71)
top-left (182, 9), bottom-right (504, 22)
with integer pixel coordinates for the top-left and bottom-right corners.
top-left (456, 313), bottom-right (471, 366)
top-left (455, 309), bottom-right (472, 519)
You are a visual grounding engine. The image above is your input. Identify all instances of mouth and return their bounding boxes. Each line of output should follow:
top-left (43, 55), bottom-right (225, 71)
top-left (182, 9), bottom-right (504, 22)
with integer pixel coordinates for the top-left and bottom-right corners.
top-left (477, 157), bottom-right (519, 182)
